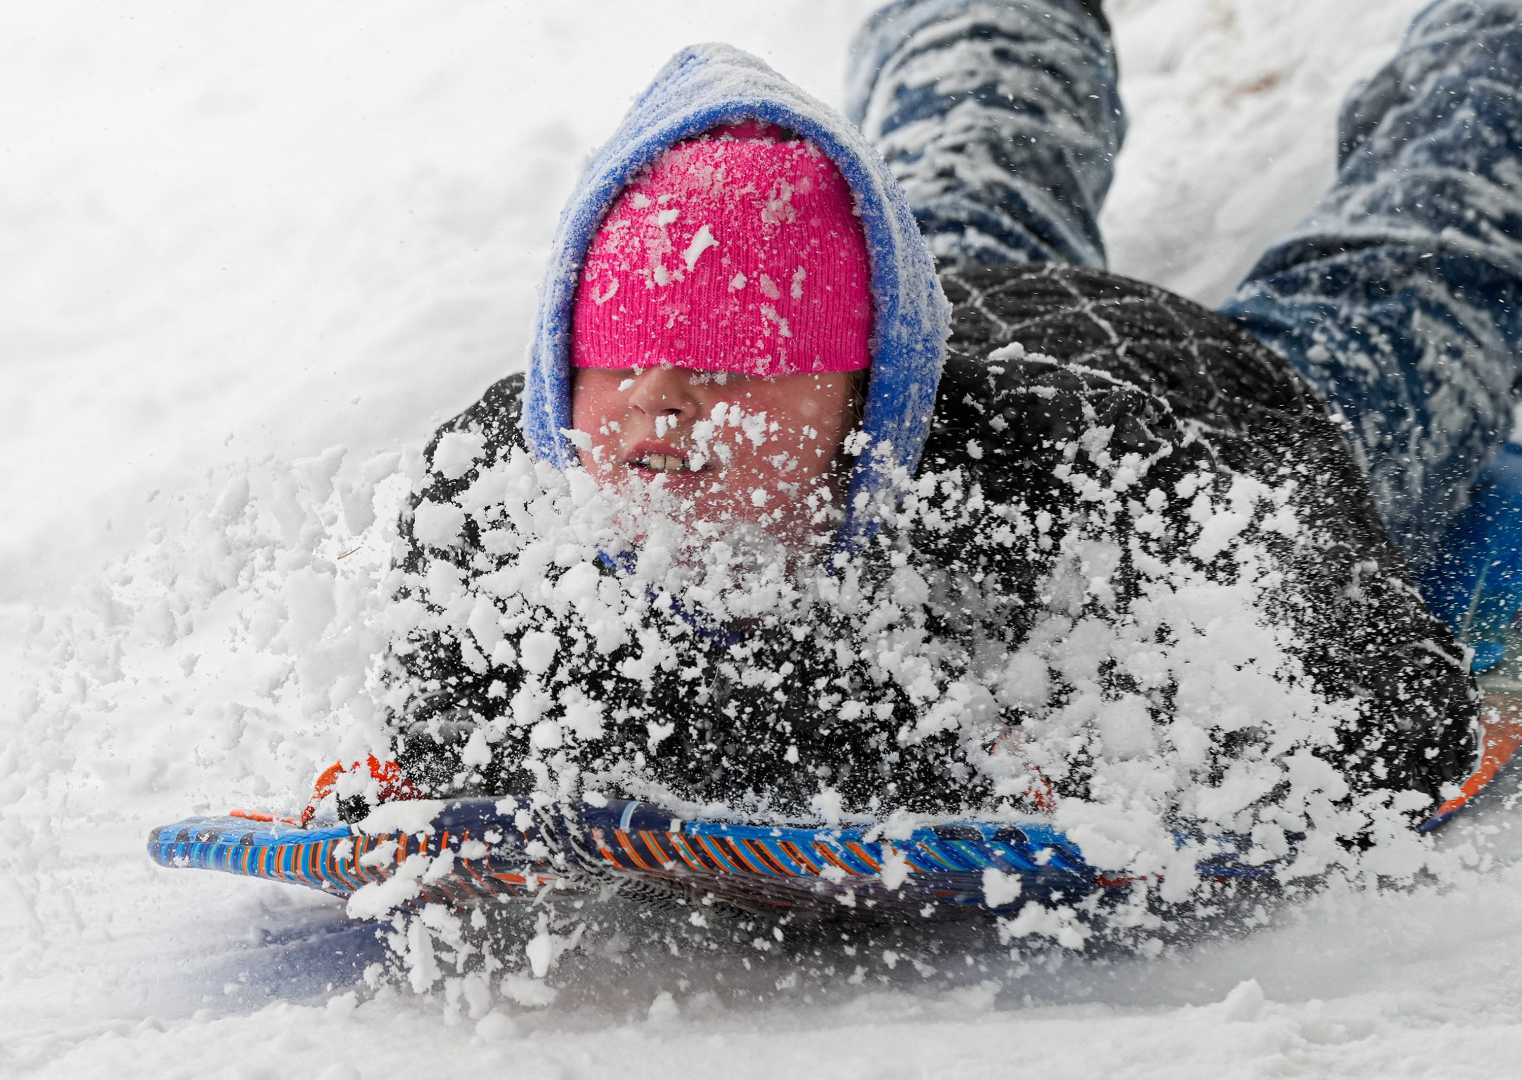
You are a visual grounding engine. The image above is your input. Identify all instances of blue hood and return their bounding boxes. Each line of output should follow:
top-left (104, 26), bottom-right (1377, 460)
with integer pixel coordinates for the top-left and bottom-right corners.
top-left (522, 44), bottom-right (950, 549)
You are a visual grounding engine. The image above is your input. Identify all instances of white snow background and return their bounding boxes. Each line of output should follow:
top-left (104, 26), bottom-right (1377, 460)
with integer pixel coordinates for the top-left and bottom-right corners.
top-left (6, 1), bottom-right (1522, 1076)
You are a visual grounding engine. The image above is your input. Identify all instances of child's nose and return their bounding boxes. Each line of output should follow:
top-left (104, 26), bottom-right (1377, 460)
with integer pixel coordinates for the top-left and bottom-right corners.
top-left (626, 367), bottom-right (699, 423)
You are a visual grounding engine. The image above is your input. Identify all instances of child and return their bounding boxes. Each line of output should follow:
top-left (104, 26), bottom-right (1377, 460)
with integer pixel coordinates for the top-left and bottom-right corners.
top-left (377, 1), bottom-right (1522, 847)
top-left (566, 120), bottom-right (872, 552)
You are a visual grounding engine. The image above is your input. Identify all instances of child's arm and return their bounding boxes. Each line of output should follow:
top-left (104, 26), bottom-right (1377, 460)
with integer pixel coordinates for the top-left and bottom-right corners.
top-left (383, 373), bottom-right (529, 797)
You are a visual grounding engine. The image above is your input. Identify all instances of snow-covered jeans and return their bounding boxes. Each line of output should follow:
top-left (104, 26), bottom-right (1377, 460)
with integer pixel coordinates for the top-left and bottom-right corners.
top-left (848, 0), bottom-right (1522, 577)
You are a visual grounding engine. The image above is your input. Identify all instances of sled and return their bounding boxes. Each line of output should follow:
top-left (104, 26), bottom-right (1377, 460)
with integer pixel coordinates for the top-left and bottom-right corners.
top-left (148, 795), bottom-right (1270, 921)
top-left (147, 707), bottom-right (1522, 922)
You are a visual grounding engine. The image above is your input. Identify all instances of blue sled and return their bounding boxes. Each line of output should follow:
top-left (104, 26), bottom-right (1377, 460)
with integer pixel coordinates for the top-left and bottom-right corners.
top-left (147, 797), bottom-right (1273, 922)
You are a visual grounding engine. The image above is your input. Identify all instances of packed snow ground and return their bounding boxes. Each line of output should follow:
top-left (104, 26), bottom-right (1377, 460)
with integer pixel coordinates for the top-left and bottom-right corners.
top-left (7, 1), bottom-right (1522, 1077)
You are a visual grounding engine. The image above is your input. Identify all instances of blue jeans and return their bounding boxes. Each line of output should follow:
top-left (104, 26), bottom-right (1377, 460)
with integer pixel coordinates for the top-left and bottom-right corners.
top-left (848, 0), bottom-right (1522, 579)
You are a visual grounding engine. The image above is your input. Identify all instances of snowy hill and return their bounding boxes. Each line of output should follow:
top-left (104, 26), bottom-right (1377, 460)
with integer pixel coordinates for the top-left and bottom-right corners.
top-left (9, 2), bottom-right (1522, 1077)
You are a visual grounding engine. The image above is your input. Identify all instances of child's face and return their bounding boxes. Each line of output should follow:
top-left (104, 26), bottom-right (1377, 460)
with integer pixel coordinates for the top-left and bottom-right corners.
top-left (571, 366), bottom-right (859, 543)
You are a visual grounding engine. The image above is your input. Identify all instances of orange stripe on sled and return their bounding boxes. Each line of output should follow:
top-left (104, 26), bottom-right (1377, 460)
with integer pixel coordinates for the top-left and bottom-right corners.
top-left (814, 843), bottom-right (860, 877)
top-left (718, 837), bottom-right (767, 876)
top-left (778, 839), bottom-right (823, 876)
top-left (843, 841), bottom-right (882, 873)
top-left (665, 833), bottom-right (706, 873)
top-left (350, 834), bottom-right (369, 883)
top-left (639, 830), bottom-right (678, 869)
top-left (696, 834), bottom-right (741, 874)
top-left (745, 840), bottom-right (793, 877)
top-left (591, 830), bottom-right (623, 869)
top-left (1434, 708), bottom-right (1522, 819)
top-left (614, 829), bottom-right (654, 871)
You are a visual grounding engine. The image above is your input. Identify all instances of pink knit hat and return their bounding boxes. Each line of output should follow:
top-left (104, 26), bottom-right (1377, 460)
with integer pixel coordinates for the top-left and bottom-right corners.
top-left (571, 121), bottom-right (872, 377)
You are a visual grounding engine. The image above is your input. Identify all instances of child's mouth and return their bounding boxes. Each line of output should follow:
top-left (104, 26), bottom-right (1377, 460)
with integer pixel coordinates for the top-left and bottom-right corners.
top-left (631, 452), bottom-right (705, 475)
top-left (625, 441), bottom-right (712, 478)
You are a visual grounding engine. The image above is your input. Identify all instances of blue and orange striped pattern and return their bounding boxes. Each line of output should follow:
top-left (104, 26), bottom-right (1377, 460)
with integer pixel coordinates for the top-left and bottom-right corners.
top-left (148, 798), bottom-right (1270, 918)
top-left (147, 801), bottom-right (564, 908)
top-left (589, 801), bottom-right (1101, 911)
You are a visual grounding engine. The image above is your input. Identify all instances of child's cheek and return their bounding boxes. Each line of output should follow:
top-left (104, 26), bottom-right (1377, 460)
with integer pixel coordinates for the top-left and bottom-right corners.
top-left (576, 423), bottom-right (619, 479)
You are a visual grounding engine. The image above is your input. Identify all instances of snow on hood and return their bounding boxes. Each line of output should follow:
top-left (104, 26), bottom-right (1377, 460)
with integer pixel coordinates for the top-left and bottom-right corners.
top-left (521, 43), bottom-right (951, 549)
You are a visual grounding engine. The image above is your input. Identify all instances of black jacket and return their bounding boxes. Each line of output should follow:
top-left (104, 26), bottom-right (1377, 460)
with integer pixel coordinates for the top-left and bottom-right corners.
top-left (386, 264), bottom-right (1477, 818)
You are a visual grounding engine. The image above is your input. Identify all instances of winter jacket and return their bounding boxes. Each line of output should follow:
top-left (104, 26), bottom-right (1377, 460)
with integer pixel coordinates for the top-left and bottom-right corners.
top-left (381, 46), bottom-right (1477, 821)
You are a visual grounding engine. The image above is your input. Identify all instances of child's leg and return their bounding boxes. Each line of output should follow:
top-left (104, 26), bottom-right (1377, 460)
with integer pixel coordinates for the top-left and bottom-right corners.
top-left (1221, 0), bottom-right (1522, 576)
top-left (847, 0), bottom-right (1123, 269)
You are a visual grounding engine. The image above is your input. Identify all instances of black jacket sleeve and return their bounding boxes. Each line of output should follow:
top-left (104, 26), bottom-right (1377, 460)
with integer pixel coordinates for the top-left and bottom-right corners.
top-left (385, 374), bottom-right (529, 793)
top-left (930, 264), bottom-right (1477, 805)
